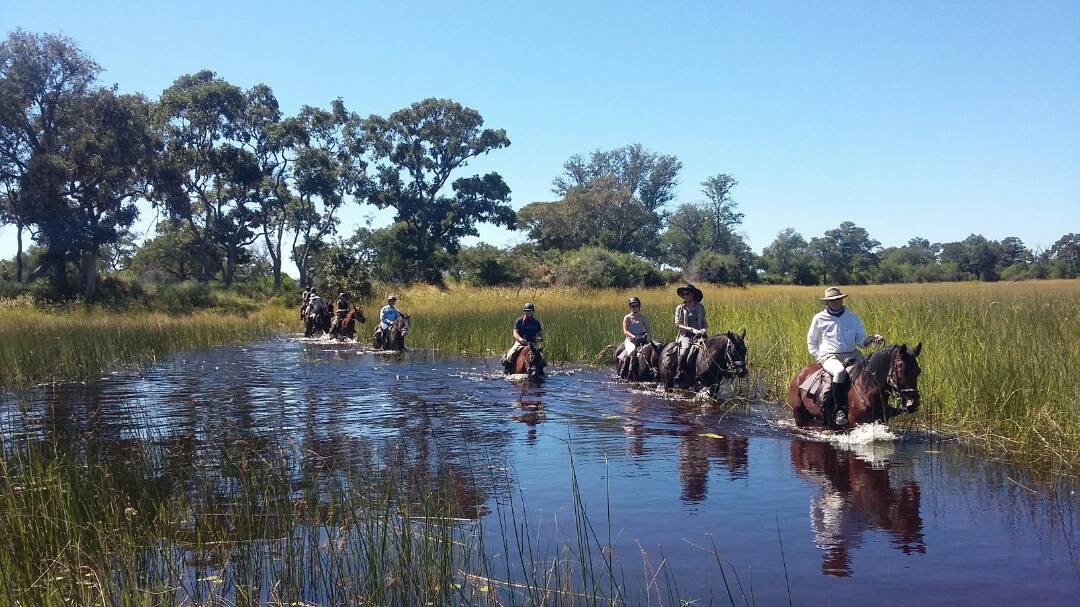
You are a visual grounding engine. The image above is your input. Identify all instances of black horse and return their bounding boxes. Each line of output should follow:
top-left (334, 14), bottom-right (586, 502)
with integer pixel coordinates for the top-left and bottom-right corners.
top-left (657, 331), bottom-right (748, 395)
top-left (613, 338), bottom-right (664, 381)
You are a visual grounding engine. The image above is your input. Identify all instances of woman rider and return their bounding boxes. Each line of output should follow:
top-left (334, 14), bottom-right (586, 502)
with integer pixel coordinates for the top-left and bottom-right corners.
top-left (502, 303), bottom-right (543, 373)
top-left (331, 292), bottom-right (350, 332)
top-left (674, 283), bottom-right (707, 381)
top-left (620, 297), bottom-right (650, 377)
top-left (806, 287), bottom-right (884, 426)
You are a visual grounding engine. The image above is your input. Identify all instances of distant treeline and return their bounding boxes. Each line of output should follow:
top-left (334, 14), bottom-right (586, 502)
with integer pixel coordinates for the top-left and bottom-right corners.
top-left (1, 31), bottom-right (1077, 304)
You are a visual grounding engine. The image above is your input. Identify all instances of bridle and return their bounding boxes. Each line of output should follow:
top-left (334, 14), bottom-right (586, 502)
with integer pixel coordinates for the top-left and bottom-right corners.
top-left (882, 350), bottom-right (919, 404)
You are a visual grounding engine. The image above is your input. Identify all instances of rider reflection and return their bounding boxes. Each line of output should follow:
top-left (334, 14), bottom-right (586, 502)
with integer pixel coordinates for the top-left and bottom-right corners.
top-left (678, 430), bottom-right (749, 502)
top-left (790, 440), bottom-right (925, 577)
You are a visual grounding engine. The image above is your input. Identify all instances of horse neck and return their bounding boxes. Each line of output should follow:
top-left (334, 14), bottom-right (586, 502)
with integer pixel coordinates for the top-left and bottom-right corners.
top-left (850, 347), bottom-right (896, 405)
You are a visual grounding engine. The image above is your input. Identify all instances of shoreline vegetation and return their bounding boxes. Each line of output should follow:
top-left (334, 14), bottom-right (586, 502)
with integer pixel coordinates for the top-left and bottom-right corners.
top-left (1, 279), bottom-right (1077, 475)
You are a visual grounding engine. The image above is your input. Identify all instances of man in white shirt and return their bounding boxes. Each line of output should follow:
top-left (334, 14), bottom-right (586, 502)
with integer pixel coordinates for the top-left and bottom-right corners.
top-left (806, 287), bottom-right (884, 426)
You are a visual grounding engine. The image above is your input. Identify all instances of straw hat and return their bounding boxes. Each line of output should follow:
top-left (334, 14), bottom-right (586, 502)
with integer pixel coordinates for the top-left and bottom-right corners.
top-left (820, 287), bottom-right (848, 301)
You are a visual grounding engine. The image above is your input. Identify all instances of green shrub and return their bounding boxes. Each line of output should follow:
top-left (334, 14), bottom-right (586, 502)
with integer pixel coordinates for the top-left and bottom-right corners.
top-left (557, 247), bottom-right (666, 288)
top-left (152, 281), bottom-right (215, 314)
top-left (686, 250), bottom-right (743, 286)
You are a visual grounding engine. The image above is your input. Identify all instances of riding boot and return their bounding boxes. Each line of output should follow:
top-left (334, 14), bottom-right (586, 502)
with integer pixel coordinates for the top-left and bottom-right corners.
top-left (820, 388), bottom-right (835, 428)
top-left (675, 349), bottom-right (690, 382)
top-left (832, 380), bottom-right (850, 427)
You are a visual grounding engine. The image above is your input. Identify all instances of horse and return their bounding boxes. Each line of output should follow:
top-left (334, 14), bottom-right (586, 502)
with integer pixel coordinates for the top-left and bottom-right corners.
top-left (374, 315), bottom-right (410, 351)
top-left (657, 331), bottom-right (748, 395)
top-left (304, 306), bottom-right (332, 337)
top-left (507, 340), bottom-right (545, 382)
top-left (788, 343), bottom-right (923, 429)
top-left (613, 338), bottom-right (663, 381)
top-left (329, 305), bottom-right (366, 340)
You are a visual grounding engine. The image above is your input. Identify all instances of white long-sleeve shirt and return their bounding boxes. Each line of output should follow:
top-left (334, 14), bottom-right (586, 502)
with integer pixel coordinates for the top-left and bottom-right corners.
top-left (806, 308), bottom-right (868, 360)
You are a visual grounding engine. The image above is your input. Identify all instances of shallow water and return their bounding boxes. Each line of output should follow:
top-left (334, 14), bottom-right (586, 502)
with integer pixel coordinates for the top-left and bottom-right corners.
top-left (2, 336), bottom-right (1078, 605)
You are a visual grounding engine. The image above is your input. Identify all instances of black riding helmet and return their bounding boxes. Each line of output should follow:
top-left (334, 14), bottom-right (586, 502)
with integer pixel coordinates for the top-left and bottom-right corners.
top-left (339, 292), bottom-right (347, 299)
top-left (523, 303), bottom-right (535, 312)
top-left (628, 297), bottom-right (641, 306)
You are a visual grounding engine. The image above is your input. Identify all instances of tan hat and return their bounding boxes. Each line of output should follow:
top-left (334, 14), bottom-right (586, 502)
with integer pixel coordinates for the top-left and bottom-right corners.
top-left (387, 294), bottom-right (397, 302)
top-left (820, 287), bottom-right (847, 301)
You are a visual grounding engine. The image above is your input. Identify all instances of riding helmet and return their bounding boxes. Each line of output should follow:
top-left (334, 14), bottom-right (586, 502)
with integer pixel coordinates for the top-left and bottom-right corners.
top-left (339, 292), bottom-right (347, 298)
top-left (523, 303), bottom-right (535, 312)
top-left (387, 294), bottom-right (397, 302)
top-left (628, 297), bottom-right (641, 306)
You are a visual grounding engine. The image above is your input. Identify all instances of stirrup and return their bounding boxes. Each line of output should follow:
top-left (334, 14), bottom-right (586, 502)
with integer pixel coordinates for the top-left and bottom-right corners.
top-left (834, 409), bottom-right (848, 427)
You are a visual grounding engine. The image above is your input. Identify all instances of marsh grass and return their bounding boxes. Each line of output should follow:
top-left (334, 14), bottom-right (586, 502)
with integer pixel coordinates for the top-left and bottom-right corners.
top-left (0, 428), bottom-right (760, 606)
top-left (0, 301), bottom-right (294, 387)
top-left (382, 280), bottom-right (1080, 472)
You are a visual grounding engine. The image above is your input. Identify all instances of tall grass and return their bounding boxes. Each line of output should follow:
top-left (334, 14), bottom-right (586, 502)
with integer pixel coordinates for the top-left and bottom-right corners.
top-left (0, 299), bottom-right (294, 386)
top-left (382, 280), bottom-right (1080, 472)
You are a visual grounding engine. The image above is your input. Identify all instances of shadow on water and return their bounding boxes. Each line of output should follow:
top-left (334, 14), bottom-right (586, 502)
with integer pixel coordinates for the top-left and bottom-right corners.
top-left (1, 336), bottom-right (1079, 605)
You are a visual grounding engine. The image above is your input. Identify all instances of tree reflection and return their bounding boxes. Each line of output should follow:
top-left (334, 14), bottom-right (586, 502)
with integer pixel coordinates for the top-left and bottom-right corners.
top-left (790, 440), bottom-right (925, 577)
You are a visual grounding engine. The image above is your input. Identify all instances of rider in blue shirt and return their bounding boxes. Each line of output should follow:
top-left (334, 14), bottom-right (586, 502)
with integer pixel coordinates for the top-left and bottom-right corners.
top-left (503, 303), bottom-right (543, 372)
top-left (374, 295), bottom-right (402, 342)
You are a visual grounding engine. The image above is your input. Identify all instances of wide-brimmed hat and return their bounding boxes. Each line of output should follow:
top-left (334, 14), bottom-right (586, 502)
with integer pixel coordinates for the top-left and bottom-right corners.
top-left (820, 287), bottom-right (848, 301)
top-left (676, 283), bottom-right (703, 302)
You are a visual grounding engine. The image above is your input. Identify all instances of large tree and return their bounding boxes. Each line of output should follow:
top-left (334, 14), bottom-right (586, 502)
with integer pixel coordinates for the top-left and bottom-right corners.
top-left (809, 221), bottom-right (881, 284)
top-left (761, 228), bottom-right (816, 284)
top-left (363, 98), bottom-right (514, 283)
top-left (0, 30), bottom-right (99, 289)
top-left (155, 70), bottom-right (260, 285)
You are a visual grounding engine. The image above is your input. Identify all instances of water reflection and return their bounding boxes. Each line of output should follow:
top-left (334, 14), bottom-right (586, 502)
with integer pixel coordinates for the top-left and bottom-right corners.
top-left (790, 439), bottom-right (925, 577)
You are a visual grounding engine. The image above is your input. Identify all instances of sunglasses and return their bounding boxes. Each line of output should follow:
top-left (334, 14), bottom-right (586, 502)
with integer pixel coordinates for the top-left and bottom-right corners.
top-left (629, 303), bottom-right (640, 308)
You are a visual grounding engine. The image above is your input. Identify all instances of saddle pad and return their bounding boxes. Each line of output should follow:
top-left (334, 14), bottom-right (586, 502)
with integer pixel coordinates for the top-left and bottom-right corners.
top-left (799, 369), bottom-right (831, 398)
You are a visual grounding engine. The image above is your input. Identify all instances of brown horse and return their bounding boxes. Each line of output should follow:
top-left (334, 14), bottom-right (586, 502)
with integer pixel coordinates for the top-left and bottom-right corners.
top-left (373, 315), bottom-right (410, 351)
top-left (507, 340), bottom-right (545, 381)
top-left (329, 305), bottom-right (366, 340)
top-left (788, 343), bottom-right (923, 429)
top-left (613, 338), bottom-right (663, 381)
top-left (657, 331), bottom-right (748, 395)
top-left (790, 439), bottom-right (925, 576)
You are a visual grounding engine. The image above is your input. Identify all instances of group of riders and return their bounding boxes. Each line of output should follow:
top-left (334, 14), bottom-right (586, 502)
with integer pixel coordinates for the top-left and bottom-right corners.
top-left (300, 281), bottom-right (902, 429)
top-left (300, 287), bottom-right (406, 347)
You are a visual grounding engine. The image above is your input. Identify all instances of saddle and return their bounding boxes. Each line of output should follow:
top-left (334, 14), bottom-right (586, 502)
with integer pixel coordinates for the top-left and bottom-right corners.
top-left (799, 359), bottom-right (858, 400)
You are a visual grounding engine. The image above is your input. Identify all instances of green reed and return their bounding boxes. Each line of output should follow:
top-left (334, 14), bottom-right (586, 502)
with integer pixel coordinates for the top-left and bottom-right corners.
top-left (0, 302), bottom-right (294, 387)
top-left (0, 428), bottom-right (759, 606)
top-left (384, 280), bottom-right (1080, 473)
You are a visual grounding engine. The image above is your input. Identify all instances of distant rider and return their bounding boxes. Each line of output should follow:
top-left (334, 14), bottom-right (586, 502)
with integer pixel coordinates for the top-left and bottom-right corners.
top-left (503, 303), bottom-right (543, 373)
top-left (621, 297), bottom-right (650, 376)
top-left (307, 289), bottom-right (326, 318)
top-left (374, 295), bottom-right (402, 344)
top-left (331, 292), bottom-right (350, 332)
top-left (300, 286), bottom-right (311, 320)
top-left (673, 283), bottom-right (707, 381)
top-left (806, 287), bottom-right (884, 426)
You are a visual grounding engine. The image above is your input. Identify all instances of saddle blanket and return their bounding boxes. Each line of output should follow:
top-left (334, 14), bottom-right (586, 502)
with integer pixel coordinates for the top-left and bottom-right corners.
top-left (799, 369), bottom-right (832, 399)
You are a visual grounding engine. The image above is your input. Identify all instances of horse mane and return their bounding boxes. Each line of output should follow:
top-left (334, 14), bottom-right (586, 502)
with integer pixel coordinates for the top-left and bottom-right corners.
top-left (849, 345), bottom-right (900, 396)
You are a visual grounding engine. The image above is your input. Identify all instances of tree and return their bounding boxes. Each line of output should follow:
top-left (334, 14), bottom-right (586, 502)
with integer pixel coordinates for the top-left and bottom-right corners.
top-left (1047, 233), bottom-right (1080, 277)
top-left (940, 234), bottom-right (998, 281)
top-left (809, 221), bottom-right (881, 284)
top-left (155, 70), bottom-right (258, 284)
top-left (699, 173), bottom-right (743, 249)
top-left (660, 203), bottom-right (711, 267)
top-left (364, 98), bottom-right (514, 283)
top-left (129, 220), bottom-right (206, 283)
top-left (549, 143), bottom-right (680, 259)
top-left (0, 30), bottom-right (100, 289)
top-left (761, 228), bottom-right (816, 284)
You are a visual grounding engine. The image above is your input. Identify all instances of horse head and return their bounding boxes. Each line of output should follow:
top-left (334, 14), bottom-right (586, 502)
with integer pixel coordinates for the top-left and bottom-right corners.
top-left (725, 329), bottom-right (749, 378)
top-left (701, 331), bottom-right (748, 380)
top-left (352, 305), bottom-right (366, 324)
top-left (891, 342), bottom-right (922, 413)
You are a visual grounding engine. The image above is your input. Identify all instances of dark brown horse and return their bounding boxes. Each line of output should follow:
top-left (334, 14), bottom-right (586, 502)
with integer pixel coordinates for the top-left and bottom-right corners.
top-left (788, 343), bottom-right (923, 429)
top-left (790, 439), bottom-right (925, 576)
top-left (657, 331), bottom-right (748, 395)
top-left (613, 339), bottom-right (663, 381)
top-left (373, 315), bottom-right (410, 351)
top-left (329, 305), bottom-right (366, 340)
top-left (507, 340), bottom-right (545, 381)
top-left (303, 306), bottom-right (332, 337)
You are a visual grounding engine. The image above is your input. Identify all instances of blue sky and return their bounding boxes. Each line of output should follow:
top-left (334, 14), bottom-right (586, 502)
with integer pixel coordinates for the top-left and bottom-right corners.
top-left (3, 1), bottom-right (1078, 274)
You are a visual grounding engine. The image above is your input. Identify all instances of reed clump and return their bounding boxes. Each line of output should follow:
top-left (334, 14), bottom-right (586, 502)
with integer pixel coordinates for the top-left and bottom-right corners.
top-left (0, 300), bottom-right (294, 386)
top-left (381, 280), bottom-right (1080, 473)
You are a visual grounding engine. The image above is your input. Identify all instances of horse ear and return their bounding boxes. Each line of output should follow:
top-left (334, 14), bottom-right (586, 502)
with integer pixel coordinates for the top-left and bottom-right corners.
top-left (740, 328), bottom-right (746, 340)
top-left (912, 342), bottom-right (922, 358)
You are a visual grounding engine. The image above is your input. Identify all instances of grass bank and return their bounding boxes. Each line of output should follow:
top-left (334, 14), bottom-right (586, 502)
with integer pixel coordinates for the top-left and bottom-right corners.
top-left (0, 297), bottom-right (294, 386)
top-left (384, 280), bottom-right (1080, 473)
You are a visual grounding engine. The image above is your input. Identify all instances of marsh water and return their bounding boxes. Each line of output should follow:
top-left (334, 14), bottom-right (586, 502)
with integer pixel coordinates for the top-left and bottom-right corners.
top-left (2, 337), bottom-right (1078, 605)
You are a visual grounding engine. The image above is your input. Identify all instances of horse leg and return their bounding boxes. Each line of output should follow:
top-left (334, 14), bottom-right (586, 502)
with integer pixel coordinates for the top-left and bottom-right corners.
top-left (793, 396), bottom-right (815, 427)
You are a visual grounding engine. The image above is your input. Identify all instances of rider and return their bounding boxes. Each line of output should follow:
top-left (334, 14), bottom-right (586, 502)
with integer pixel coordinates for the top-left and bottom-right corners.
top-left (620, 297), bottom-right (650, 376)
top-left (374, 294), bottom-right (402, 344)
top-left (307, 288), bottom-right (326, 317)
top-left (331, 292), bottom-right (350, 332)
top-left (673, 283), bottom-right (707, 381)
top-left (503, 303), bottom-right (543, 373)
top-left (806, 287), bottom-right (884, 426)
top-left (300, 286), bottom-right (311, 320)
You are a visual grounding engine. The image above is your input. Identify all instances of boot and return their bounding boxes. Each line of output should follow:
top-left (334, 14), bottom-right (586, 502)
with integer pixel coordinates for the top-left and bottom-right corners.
top-left (832, 380), bottom-right (850, 427)
top-left (674, 350), bottom-right (689, 382)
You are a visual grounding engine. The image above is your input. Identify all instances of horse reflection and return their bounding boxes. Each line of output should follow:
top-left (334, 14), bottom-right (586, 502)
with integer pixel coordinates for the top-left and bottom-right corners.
top-left (790, 440), bottom-right (925, 577)
top-left (678, 429), bottom-right (749, 502)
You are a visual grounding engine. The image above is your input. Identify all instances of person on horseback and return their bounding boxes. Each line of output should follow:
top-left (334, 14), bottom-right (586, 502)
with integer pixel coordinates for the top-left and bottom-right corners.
top-left (308, 289), bottom-right (326, 317)
top-left (806, 287), bottom-right (884, 426)
top-left (502, 303), bottom-right (543, 373)
top-left (374, 295), bottom-right (402, 345)
top-left (674, 283), bottom-right (706, 382)
top-left (331, 292), bottom-right (350, 332)
top-left (621, 296), bottom-right (651, 369)
top-left (300, 287), bottom-right (311, 320)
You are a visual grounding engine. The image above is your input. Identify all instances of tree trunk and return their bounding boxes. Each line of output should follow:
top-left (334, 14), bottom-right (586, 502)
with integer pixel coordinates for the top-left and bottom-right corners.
top-left (82, 250), bottom-right (98, 301)
top-left (15, 222), bottom-right (24, 283)
top-left (223, 246), bottom-right (235, 287)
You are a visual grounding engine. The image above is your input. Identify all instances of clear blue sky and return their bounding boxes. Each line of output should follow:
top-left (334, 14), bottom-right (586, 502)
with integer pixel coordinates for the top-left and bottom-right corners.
top-left (3, 0), bottom-right (1078, 274)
